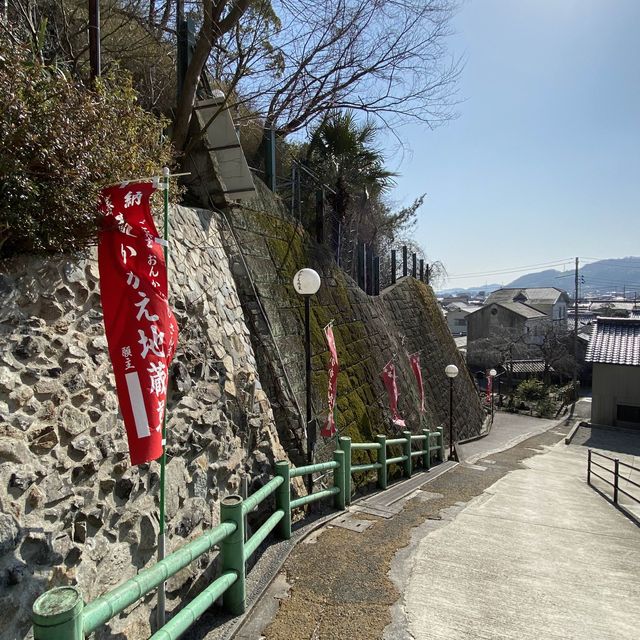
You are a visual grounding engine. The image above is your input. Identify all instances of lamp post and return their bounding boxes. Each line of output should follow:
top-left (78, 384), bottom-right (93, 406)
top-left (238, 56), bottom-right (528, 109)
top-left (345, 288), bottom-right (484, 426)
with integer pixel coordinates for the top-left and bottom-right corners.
top-left (489, 368), bottom-right (497, 422)
top-left (445, 364), bottom-right (459, 461)
top-left (293, 268), bottom-right (321, 494)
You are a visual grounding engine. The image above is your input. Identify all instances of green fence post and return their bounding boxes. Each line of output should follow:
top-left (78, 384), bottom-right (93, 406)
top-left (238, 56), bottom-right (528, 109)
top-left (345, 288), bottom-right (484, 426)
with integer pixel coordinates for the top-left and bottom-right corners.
top-left (339, 437), bottom-right (352, 505)
top-left (220, 495), bottom-right (246, 615)
top-left (437, 427), bottom-right (444, 462)
top-left (274, 460), bottom-right (291, 540)
top-left (376, 435), bottom-right (387, 489)
top-left (422, 428), bottom-right (430, 470)
top-left (333, 450), bottom-right (346, 510)
top-left (32, 586), bottom-right (84, 640)
top-left (402, 431), bottom-right (412, 477)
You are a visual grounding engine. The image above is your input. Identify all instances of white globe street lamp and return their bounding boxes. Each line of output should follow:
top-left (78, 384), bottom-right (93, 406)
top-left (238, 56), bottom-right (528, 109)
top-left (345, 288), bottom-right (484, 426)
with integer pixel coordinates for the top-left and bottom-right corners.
top-left (444, 364), bottom-right (459, 460)
top-left (445, 364), bottom-right (459, 379)
top-left (293, 268), bottom-right (321, 493)
top-left (488, 368), bottom-right (497, 421)
top-left (293, 268), bottom-right (321, 296)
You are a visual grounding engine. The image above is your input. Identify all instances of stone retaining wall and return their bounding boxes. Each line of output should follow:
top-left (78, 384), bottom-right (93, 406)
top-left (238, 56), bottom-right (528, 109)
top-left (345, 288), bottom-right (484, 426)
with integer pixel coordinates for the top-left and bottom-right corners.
top-left (0, 205), bottom-right (288, 639)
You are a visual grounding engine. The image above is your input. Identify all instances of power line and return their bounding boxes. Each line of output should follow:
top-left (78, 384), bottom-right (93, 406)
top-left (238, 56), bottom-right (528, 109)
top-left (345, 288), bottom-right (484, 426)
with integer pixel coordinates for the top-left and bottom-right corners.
top-left (446, 258), bottom-right (574, 280)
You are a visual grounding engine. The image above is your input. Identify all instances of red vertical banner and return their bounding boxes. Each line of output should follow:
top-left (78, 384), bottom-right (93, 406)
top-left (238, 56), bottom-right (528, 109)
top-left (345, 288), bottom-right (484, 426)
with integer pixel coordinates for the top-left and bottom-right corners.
top-left (486, 374), bottom-right (493, 404)
top-left (321, 324), bottom-right (339, 437)
top-left (409, 352), bottom-right (425, 413)
top-left (381, 361), bottom-right (405, 427)
top-left (98, 182), bottom-right (179, 465)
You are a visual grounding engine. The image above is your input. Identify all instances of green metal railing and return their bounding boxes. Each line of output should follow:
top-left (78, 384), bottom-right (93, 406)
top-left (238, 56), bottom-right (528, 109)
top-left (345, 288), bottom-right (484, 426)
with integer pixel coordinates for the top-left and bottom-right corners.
top-left (32, 430), bottom-right (444, 639)
top-left (339, 427), bottom-right (444, 502)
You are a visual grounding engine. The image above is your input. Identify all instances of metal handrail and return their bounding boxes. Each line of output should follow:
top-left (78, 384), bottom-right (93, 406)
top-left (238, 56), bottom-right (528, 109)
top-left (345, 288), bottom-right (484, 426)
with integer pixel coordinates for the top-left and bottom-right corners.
top-left (587, 449), bottom-right (640, 512)
top-left (33, 430), bottom-right (449, 638)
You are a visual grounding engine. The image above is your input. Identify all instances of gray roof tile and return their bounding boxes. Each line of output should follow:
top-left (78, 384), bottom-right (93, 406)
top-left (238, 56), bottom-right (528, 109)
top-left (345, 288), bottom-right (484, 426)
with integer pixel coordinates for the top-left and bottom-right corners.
top-left (585, 317), bottom-right (640, 366)
top-left (486, 287), bottom-right (568, 306)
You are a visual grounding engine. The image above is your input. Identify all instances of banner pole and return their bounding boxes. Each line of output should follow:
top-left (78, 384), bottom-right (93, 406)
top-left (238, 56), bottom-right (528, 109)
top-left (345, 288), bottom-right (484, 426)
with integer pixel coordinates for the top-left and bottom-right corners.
top-left (156, 166), bottom-right (170, 630)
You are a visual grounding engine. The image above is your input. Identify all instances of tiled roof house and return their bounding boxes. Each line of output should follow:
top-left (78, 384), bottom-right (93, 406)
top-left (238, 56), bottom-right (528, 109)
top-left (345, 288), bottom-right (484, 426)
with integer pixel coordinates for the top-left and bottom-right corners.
top-left (586, 317), bottom-right (640, 427)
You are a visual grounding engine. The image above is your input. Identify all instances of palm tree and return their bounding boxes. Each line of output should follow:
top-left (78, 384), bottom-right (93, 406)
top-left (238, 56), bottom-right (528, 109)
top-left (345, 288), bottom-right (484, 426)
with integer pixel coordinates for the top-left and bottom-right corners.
top-left (306, 111), bottom-right (396, 221)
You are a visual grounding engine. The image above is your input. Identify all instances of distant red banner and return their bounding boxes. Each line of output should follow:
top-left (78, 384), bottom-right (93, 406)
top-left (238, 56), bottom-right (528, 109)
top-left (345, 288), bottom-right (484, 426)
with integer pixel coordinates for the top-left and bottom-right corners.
top-left (409, 352), bottom-right (425, 413)
top-left (98, 182), bottom-right (178, 465)
top-left (321, 324), bottom-right (339, 437)
top-left (381, 361), bottom-right (405, 427)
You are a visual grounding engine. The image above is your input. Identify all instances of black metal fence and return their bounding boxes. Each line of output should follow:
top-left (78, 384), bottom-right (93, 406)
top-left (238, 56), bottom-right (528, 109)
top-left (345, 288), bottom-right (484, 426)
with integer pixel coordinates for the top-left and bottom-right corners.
top-left (262, 140), bottom-right (432, 296)
top-left (587, 449), bottom-right (640, 517)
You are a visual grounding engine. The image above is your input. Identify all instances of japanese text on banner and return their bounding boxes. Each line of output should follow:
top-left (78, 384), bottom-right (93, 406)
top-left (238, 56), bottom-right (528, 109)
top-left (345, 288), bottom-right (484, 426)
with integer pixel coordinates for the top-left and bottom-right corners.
top-left (98, 182), bottom-right (179, 465)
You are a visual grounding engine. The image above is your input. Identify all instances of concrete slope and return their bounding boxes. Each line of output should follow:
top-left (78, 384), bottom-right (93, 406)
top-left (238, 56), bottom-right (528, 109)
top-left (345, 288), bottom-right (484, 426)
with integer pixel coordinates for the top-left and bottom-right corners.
top-left (402, 444), bottom-right (640, 640)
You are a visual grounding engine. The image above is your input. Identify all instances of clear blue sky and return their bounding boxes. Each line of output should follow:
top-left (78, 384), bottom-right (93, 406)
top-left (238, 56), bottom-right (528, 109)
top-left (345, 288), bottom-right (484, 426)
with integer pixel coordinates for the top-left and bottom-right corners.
top-left (385, 0), bottom-right (640, 290)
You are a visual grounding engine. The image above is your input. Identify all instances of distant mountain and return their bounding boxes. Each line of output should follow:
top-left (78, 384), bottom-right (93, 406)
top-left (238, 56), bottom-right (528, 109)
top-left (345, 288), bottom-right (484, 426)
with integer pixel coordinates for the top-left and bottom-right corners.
top-left (437, 284), bottom-right (502, 296)
top-left (506, 257), bottom-right (640, 298)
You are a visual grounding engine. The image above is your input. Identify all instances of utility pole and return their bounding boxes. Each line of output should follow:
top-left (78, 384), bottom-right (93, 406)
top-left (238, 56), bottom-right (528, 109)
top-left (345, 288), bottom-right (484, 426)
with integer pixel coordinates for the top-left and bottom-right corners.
top-left (572, 257), bottom-right (579, 401)
top-left (88, 0), bottom-right (101, 81)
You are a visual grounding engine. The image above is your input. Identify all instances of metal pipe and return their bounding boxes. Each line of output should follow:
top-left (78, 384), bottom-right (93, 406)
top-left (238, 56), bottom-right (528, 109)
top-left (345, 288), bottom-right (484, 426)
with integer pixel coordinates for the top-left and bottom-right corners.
top-left (614, 458), bottom-right (619, 504)
top-left (33, 586), bottom-right (84, 640)
top-left (289, 460), bottom-right (339, 478)
top-left (304, 294), bottom-right (313, 495)
top-left (391, 250), bottom-right (397, 284)
top-left (220, 496), bottom-right (246, 615)
top-left (82, 521), bottom-right (236, 633)
top-left (386, 455), bottom-right (408, 465)
top-left (402, 246), bottom-right (408, 277)
top-left (339, 437), bottom-right (352, 505)
top-left (290, 487), bottom-right (340, 510)
top-left (448, 378), bottom-right (455, 461)
top-left (333, 450), bottom-right (346, 510)
top-left (351, 442), bottom-right (381, 450)
top-left (402, 431), bottom-right (412, 477)
top-left (241, 476), bottom-right (283, 516)
top-left (351, 462), bottom-right (383, 472)
top-left (148, 572), bottom-right (237, 640)
top-left (438, 427), bottom-right (445, 462)
top-left (244, 510), bottom-right (284, 561)
top-left (275, 461), bottom-right (291, 540)
top-left (385, 438), bottom-right (405, 446)
top-left (422, 428), bottom-right (431, 470)
top-left (376, 435), bottom-right (387, 489)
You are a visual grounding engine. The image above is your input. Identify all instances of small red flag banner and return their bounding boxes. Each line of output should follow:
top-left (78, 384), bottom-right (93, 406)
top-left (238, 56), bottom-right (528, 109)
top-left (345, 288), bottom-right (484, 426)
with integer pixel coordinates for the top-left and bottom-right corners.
top-left (98, 182), bottom-right (179, 465)
top-left (381, 361), bottom-right (405, 427)
top-left (486, 374), bottom-right (493, 404)
top-left (321, 324), bottom-right (339, 437)
top-left (409, 352), bottom-right (425, 414)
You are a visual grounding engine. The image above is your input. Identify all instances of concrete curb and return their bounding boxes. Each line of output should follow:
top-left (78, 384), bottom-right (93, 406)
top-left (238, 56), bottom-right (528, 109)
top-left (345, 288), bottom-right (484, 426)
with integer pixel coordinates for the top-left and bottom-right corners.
top-left (564, 421), bottom-right (583, 444)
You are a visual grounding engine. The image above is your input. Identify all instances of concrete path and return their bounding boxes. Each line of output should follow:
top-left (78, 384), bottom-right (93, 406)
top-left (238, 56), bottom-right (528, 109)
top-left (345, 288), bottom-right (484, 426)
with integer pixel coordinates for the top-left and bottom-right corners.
top-left (458, 411), bottom-right (557, 464)
top-left (570, 423), bottom-right (640, 523)
top-left (398, 442), bottom-right (640, 640)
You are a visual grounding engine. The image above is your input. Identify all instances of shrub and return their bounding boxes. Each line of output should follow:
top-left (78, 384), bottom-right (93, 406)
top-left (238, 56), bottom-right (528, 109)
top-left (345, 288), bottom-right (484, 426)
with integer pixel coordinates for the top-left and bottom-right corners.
top-left (535, 397), bottom-right (556, 419)
top-left (0, 37), bottom-right (174, 258)
top-left (515, 379), bottom-right (546, 404)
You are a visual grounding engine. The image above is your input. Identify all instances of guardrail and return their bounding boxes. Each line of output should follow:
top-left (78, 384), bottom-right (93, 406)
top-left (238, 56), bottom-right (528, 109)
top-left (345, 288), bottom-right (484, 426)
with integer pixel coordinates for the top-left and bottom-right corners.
top-left (587, 449), bottom-right (640, 515)
top-left (339, 427), bottom-right (444, 503)
top-left (32, 431), bottom-right (444, 639)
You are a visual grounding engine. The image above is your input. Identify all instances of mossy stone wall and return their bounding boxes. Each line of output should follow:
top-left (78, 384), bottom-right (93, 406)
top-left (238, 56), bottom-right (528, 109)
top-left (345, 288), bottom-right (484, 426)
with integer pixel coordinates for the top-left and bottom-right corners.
top-left (222, 182), bottom-right (484, 465)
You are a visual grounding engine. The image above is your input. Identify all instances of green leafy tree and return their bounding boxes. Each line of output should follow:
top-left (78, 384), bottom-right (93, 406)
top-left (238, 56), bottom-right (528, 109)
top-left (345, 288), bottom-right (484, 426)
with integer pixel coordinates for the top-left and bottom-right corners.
top-left (0, 35), bottom-right (174, 257)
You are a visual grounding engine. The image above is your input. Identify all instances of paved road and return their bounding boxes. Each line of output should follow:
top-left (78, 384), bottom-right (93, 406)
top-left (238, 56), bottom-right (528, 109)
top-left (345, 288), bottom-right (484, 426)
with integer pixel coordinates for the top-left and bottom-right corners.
top-left (399, 440), bottom-right (640, 640)
top-left (458, 411), bottom-right (558, 464)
